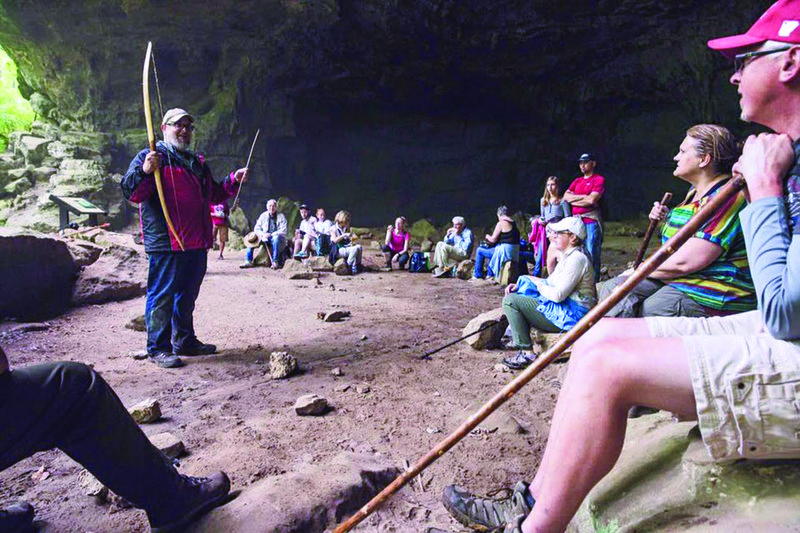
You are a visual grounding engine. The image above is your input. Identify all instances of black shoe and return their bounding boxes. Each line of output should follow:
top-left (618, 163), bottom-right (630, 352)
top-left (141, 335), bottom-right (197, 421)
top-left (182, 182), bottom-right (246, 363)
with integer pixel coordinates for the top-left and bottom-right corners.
top-left (174, 342), bottom-right (217, 356)
top-left (148, 352), bottom-right (185, 368)
top-left (149, 472), bottom-right (231, 533)
top-left (0, 502), bottom-right (34, 533)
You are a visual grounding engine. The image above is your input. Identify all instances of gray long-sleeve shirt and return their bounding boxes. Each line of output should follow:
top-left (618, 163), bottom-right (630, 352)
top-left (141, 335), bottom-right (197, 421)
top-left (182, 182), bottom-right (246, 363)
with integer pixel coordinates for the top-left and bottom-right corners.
top-left (738, 140), bottom-right (800, 341)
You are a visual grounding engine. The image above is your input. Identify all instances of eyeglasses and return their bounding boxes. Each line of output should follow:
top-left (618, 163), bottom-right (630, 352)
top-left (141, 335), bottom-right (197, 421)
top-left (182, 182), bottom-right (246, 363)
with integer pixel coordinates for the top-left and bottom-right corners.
top-left (167, 122), bottom-right (195, 131)
top-left (733, 46), bottom-right (791, 74)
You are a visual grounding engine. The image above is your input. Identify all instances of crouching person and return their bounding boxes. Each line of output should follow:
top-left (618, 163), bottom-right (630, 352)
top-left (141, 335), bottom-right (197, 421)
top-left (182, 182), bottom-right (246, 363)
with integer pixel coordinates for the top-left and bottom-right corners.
top-left (501, 217), bottom-right (597, 370)
top-left (0, 347), bottom-right (230, 532)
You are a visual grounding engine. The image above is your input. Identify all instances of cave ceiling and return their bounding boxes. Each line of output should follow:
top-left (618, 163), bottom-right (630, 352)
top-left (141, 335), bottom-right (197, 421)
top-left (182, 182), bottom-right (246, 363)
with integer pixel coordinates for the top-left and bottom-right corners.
top-left (0, 0), bottom-right (774, 224)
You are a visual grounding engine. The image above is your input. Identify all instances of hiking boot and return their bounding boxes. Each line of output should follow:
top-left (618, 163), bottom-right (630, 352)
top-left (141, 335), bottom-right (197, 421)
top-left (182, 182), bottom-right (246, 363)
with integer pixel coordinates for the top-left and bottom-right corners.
top-left (442, 481), bottom-right (534, 531)
top-left (149, 472), bottom-right (231, 533)
top-left (502, 351), bottom-right (537, 370)
top-left (239, 261), bottom-right (254, 269)
top-left (148, 352), bottom-right (185, 368)
top-left (0, 502), bottom-right (34, 533)
top-left (175, 342), bottom-right (217, 356)
top-left (294, 251), bottom-right (307, 259)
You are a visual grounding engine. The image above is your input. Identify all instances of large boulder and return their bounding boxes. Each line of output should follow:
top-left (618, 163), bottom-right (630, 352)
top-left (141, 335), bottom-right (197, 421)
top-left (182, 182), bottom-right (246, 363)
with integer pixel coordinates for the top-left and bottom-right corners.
top-left (0, 229), bottom-right (78, 320)
top-left (71, 243), bottom-right (147, 306)
top-left (463, 307), bottom-right (508, 350)
top-left (409, 218), bottom-right (441, 245)
top-left (569, 413), bottom-right (800, 532)
top-left (193, 453), bottom-right (400, 533)
top-left (17, 135), bottom-right (52, 166)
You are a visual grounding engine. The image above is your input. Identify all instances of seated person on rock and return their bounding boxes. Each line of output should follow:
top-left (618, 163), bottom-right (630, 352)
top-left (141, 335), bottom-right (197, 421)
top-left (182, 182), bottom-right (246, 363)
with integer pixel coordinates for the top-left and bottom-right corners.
top-left (329, 210), bottom-right (363, 275)
top-left (304, 207), bottom-right (334, 257)
top-left (598, 124), bottom-right (755, 318)
top-left (382, 216), bottom-right (411, 270)
top-left (522, 176), bottom-right (571, 276)
top-left (501, 216), bottom-right (597, 370)
top-left (241, 198), bottom-right (287, 269)
top-left (292, 203), bottom-right (317, 259)
top-left (0, 346), bottom-right (230, 532)
top-left (432, 216), bottom-right (474, 277)
top-left (473, 205), bottom-right (521, 281)
top-left (441, 7), bottom-right (800, 532)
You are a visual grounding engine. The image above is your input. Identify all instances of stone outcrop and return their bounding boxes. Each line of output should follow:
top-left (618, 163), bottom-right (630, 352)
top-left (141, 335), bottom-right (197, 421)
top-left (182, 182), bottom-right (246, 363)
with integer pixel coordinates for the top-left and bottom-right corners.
top-left (0, 229), bottom-right (78, 320)
top-left (71, 243), bottom-right (147, 306)
top-left (569, 412), bottom-right (800, 532)
top-left (193, 453), bottom-right (400, 533)
top-left (0, 2), bottom-right (770, 227)
top-left (463, 307), bottom-right (508, 350)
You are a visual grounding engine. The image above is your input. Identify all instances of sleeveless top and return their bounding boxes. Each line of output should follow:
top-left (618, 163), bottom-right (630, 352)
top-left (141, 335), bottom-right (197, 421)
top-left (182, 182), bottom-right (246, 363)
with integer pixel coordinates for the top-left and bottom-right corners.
top-left (497, 221), bottom-right (520, 245)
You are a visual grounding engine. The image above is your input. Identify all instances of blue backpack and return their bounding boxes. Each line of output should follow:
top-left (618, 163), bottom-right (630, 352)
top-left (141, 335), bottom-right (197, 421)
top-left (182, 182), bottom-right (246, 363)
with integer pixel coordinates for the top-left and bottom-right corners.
top-left (409, 252), bottom-right (431, 273)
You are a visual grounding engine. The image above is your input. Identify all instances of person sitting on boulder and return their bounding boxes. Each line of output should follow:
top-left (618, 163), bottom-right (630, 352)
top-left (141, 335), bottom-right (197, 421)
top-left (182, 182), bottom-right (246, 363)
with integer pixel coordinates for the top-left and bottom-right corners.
top-left (473, 206), bottom-right (521, 281)
top-left (292, 204), bottom-right (317, 259)
top-left (382, 216), bottom-right (411, 270)
top-left (501, 216), bottom-right (596, 370)
top-left (304, 207), bottom-right (333, 257)
top-left (432, 216), bottom-right (474, 278)
top-left (597, 124), bottom-right (755, 318)
top-left (0, 346), bottom-right (231, 531)
top-left (329, 210), bottom-right (363, 275)
top-left (240, 198), bottom-right (287, 269)
top-left (209, 200), bottom-right (230, 260)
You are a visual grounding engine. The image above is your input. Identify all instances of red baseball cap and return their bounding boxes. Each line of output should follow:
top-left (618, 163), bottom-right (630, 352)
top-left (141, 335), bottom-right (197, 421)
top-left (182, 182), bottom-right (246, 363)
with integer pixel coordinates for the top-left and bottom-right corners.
top-left (708, 0), bottom-right (800, 59)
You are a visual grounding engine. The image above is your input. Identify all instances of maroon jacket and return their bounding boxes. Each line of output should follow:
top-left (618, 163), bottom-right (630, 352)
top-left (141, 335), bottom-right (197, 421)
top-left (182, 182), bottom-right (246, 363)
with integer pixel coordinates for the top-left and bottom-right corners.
top-left (121, 141), bottom-right (238, 253)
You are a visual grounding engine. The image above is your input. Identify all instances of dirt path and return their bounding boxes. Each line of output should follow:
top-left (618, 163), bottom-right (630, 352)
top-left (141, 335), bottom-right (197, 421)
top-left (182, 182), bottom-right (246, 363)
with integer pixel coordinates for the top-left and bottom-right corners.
top-left (0, 240), bottom-right (639, 532)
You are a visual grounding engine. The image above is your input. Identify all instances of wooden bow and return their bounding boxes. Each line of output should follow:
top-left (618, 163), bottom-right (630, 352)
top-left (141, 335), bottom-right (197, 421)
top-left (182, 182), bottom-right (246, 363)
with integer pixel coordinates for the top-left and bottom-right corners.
top-left (142, 41), bottom-right (185, 251)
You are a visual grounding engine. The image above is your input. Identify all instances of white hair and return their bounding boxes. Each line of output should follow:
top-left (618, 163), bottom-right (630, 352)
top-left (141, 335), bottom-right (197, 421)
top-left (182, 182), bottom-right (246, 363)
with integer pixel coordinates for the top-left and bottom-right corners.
top-left (266, 199), bottom-right (277, 209)
top-left (452, 216), bottom-right (466, 225)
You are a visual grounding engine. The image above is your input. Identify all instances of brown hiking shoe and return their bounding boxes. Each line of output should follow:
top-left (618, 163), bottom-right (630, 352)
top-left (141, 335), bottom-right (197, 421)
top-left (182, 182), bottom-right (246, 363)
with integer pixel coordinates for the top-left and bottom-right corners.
top-left (442, 481), bottom-right (533, 531)
top-left (149, 472), bottom-right (231, 532)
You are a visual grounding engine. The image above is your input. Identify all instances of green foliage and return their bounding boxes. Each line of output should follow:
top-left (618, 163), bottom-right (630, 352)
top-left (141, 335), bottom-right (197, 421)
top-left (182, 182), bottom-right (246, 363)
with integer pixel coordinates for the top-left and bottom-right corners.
top-left (0, 48), bottom-right (34, 152)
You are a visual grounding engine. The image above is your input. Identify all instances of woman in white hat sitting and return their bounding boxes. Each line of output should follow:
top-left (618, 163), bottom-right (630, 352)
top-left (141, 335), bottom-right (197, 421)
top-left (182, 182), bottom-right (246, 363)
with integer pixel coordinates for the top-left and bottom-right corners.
top-left (501, 216), bottom-right (597, 370)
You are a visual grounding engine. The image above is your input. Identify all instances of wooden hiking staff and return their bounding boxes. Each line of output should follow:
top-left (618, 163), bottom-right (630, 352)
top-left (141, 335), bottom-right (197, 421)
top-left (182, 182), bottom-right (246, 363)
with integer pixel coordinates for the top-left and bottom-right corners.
top-left (333, 175), bottom-right (746, 533)
top-left (633, 192), bottom-right (673, 268)
top-left (231, 129), bottom-right (261, 211)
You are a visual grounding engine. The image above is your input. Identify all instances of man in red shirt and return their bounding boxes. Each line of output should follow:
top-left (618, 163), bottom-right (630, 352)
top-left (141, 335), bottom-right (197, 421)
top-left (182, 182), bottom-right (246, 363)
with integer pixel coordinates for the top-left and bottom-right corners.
top-left (564, 153), bottom-right (605, 281)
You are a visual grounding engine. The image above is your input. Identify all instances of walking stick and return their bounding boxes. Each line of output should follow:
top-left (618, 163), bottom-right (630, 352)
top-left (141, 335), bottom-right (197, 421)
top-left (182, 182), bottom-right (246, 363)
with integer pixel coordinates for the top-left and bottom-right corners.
top-left (333, 176), bottom-right (746, 533)
top-left (633, 192), bottom-right (673, 268)
top-left (231, 129), bottom-right (261, 211)
top-left (420, 322), bottom-right (499, 360)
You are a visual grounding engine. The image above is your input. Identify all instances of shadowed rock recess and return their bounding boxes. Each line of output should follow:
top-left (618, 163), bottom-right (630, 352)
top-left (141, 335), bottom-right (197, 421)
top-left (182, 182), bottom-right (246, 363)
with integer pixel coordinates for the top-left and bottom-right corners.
top-left (0, 1), bottom-right (771, 227)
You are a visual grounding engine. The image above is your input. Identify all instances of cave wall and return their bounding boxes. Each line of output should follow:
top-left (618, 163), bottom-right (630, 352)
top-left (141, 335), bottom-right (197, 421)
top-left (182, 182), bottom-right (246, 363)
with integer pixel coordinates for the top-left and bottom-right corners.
top-left (0, 0), bottom-right (774, 227)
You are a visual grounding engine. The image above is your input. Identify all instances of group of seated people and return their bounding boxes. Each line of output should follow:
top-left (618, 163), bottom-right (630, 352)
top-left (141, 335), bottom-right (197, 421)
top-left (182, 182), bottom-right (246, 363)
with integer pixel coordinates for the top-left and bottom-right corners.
top-left (486, 123), bottom-right (756, 372)
top-left (240, 201), bottom-right (364, 275)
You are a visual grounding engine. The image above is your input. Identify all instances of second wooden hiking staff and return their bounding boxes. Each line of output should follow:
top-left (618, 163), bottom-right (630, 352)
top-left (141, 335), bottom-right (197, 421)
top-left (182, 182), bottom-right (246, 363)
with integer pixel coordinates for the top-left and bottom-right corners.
top-left (333, 175), bottom-right (746, 533)
top-left (634, 191), bottom-right (673, 268)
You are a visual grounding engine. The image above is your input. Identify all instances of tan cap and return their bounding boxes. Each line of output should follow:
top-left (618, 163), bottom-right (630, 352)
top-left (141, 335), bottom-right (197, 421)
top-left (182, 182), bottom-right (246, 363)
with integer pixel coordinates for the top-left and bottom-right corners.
top-left (161, 108), bottom-right (194, 126)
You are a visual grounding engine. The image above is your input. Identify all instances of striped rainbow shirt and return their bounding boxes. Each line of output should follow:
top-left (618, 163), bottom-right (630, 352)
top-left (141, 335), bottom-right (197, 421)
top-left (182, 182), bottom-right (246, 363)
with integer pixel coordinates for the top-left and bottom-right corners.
top-left (661, 180), bottom-right (756, 313)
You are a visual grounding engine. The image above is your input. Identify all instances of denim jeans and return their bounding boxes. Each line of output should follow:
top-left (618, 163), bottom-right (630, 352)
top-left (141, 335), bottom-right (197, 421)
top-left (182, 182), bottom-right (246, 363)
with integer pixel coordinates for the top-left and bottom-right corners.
top-left (245, 235), bottom-right (286, 265)
top-left (0, 363), bottom-right (183, 516)
top-left (473, 246), bottom-right (495, 278)
top-left (585, 222), bottom-right (603, 282)
top-left (518, 250), bottom-right (535, 276)
top-left (146, 250), bottom-right (207, 354)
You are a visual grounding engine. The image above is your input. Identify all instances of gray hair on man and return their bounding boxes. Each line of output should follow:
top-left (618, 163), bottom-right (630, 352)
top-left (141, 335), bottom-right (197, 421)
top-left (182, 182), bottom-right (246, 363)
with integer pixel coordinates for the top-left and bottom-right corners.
top-left (452, 216), bottom-right (466, 226)
top-left (266, 198), bottom-right (277, 209)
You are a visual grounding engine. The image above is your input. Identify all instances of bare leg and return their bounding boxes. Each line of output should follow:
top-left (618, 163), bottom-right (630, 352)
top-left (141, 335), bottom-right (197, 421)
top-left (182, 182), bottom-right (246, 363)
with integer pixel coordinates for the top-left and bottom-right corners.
top-left (523, 335), bottom-right (695, 532)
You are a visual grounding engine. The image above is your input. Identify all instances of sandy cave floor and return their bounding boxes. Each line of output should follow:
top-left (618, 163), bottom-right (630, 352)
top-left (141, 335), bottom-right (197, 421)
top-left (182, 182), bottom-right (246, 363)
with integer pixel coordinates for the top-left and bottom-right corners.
top-left (0, 238), bottom-right (641, 533)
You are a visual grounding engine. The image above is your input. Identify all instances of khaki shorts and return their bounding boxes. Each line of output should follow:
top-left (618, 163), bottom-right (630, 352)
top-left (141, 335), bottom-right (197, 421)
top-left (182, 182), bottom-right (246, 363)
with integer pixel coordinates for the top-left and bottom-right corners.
top-left (647, 310), bottom-right (800, 462)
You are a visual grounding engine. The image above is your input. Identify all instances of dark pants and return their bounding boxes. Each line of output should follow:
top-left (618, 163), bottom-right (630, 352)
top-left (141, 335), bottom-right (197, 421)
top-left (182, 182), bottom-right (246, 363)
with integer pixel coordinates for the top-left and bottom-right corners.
top-left (518, 250), bottom-right (535, 276)
top-left (598, 276), bottom-right (709, 318)
top-left (146, 250), bottom-right (207, 354)
top-left (381, 245), bottom-right (409, 269)
top-left (0, 363), bottom-right (182, 519)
